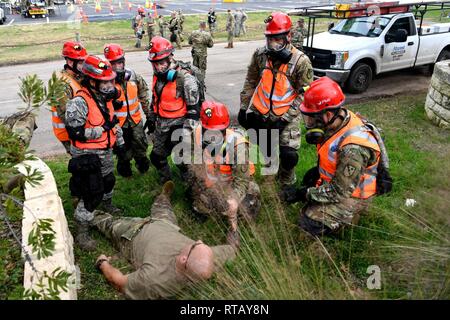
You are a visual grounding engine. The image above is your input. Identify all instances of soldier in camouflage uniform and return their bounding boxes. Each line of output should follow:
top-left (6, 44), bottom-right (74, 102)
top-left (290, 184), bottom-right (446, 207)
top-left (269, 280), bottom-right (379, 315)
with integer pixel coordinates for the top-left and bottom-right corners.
top-left (92, 181), bottom-right (236, 299)
top-left (188, 21), bottom-right (214, 78)
top-left (65, 55), bottom-right (125, 251)
top-left (239, 12), bottom-right (313, 198)
top-left (225, 9), bottom-right (235, 49)
top-left (291, 18), bottom-right (307, 51)
top-left (169, 11), bottom-right (182, 49)
top-left (283, 77), bottom-right (388, 237)
top-left (134, 8), bottom-right (146, 48)
top-left (186, 101), bottom-right (261, 248)
top-left (157, 15), bottom-right (168, 38)
top-left (104, 44), bottom-right (151, 178)
top-left (146, 37), bottom-right (200, 184)
top-left (146, 13), bottom-right (156, 47)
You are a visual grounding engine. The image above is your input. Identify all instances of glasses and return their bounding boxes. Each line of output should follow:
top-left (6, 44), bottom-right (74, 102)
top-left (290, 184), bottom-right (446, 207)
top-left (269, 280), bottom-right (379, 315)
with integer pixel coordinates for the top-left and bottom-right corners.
top-left (184, 241), bottom-right (202, 270)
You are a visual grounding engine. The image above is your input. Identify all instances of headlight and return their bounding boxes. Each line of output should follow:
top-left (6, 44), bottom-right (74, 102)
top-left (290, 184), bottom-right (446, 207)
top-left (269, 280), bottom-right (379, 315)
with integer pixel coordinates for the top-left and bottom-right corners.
top-left (330, 51), bottom-right (349, 69)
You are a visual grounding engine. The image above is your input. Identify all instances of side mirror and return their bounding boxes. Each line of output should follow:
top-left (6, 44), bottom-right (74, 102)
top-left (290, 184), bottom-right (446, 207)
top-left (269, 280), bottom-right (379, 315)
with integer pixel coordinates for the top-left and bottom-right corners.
top-left (328, 22), bottom-right (335, 31)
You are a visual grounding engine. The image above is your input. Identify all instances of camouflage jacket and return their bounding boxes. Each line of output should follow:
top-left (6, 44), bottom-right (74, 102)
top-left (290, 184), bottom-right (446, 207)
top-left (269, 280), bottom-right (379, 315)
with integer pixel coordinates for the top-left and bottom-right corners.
top-left (188, 30), bottom-right (214, 55)
top-left (146, 16), bottom-right (155, 30)
top-left (226, 13), bottom-right (235, 31)
top-left (65, 90), bottom-right (124, 148)
top-left (168, 17), bottom-right (178, 32)
top-left (240, 44), bottom-right (314, 122)
top-left (0, 111), bottom-right (36, 148)
top-left (291, 27), bottom-right (307, 49)
top-left (307, 110), bottom-right (379, 203)
top-left (55, 69), bottom-right (83, 123)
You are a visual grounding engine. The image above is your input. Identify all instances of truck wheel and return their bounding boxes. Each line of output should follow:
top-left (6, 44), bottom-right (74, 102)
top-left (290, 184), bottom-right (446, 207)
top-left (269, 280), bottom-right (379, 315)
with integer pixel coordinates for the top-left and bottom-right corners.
top-left (437, 49), bottom-right (450, 62)
top-left (345, 62), bottom-right (373, 94)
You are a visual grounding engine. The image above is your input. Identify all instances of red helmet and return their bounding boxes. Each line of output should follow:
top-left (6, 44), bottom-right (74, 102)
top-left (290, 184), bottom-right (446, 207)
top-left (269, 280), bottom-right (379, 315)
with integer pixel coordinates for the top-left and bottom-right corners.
top-left (62, 41), bottom-right (88, 61)
top-left (200, 101), bottom-right (230, 130)
top-left (300, 77), bottom-right (345, 114)
top-left (81, 55), bottom-right (116, 81)
top-left (137, 7), bottom-right (145, 14)
top-left (148, 36), bottom-right (174, 62)
top-left (264, 12), bottom-right (292, 36)
top-left (104, 43), bottom-right (125, 62)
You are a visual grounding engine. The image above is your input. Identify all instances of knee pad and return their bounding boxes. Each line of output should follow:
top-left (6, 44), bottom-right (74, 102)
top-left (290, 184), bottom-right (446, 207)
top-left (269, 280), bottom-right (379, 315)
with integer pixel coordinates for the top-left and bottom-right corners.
top-left (150, 151), bottom-right (168, 169)
top-left (103, 172), bottom-right (116, 195)
top-left (280, 146), bottom-right (299, 171)
top-left (135, 157), bottom-right (150, 174)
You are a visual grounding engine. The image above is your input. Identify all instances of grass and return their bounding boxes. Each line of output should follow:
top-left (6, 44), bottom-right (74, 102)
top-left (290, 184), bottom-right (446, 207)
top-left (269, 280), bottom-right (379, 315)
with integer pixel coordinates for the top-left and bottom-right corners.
top-left (41, 92), bottom-right (450, 300)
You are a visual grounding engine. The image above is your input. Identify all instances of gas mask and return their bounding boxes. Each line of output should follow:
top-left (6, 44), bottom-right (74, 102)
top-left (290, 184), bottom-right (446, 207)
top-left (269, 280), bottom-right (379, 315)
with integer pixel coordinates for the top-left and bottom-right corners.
top-left (302, 109), bottom-right (343, 145)
top-left (265, 34), bottom-right (292, 63)
top-left (97, 81), bottom-right (118, 101)
top-left (152, 58), bottom-right (178, 81)
top-left (65, 59), bottom-right (83, 76)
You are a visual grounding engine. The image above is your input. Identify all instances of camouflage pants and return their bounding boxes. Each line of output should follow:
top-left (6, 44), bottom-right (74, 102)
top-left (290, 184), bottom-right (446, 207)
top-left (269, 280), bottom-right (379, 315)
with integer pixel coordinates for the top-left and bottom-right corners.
top-left (299, 197), bottom-right (371, 236)
top-left (120, 121), bottom-right (149, 164)
top-left (147, 28), bottom-right (155, 44)
top-left (227, 31), bottom-right (234, 44)
top-left (192, 53), bottom-right (207, 75)
top-left (249, 113), bottom-right (302, 186)
top-left (208, 22), bottom-right (216, 36)
top-left (171, 31), bottom-right (182, 49)
top-left (92, 192), bottom-right (175, 261)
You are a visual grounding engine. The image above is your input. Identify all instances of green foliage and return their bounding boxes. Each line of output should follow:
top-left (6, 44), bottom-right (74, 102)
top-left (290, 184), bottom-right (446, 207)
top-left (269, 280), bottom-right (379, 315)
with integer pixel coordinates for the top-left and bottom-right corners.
top-left (22, 267), bottom-right (71, 300)
top-left (28, 219), bottom-right (56, 260)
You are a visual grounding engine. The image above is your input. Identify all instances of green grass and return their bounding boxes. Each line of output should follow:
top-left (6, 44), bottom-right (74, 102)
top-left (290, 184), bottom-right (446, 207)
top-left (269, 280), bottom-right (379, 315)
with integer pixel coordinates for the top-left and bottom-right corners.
top-left (41, 92), bottom-right (450, 300)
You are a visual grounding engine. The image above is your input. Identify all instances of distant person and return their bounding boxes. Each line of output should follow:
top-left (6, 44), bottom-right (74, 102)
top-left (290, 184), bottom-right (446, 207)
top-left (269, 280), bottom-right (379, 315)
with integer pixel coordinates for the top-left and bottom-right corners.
top-left (94, 181), bottom-right (236, 300)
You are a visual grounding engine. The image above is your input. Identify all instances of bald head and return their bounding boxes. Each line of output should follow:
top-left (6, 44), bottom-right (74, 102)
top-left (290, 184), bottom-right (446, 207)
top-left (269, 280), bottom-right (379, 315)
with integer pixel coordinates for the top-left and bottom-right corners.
top-left (176, 241), bottom-right (214, 282)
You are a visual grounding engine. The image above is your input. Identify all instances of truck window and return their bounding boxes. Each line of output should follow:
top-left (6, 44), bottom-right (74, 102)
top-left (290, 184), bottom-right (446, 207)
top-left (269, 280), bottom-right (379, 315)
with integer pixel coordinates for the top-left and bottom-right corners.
top-left (330, 16), bottom-right (391, 37)
top-left (386, 17), bottom-right (416, 37)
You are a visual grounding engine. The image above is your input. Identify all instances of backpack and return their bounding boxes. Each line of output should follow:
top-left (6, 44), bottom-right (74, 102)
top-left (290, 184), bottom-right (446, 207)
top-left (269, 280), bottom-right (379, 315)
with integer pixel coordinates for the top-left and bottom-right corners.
top-left (356, 113), bottom-right (393, 195)
top-left (177, 61), bottom-right (206, 104)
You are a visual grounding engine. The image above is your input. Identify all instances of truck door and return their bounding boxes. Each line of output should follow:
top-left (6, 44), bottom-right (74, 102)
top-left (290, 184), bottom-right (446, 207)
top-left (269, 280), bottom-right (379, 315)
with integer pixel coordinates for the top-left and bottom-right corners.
top-left (381, 16), bottom-right (419, 72)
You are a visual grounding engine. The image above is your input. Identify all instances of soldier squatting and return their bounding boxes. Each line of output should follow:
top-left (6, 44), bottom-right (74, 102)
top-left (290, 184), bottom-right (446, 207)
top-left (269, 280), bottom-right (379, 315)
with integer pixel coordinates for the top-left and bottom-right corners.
top-left (43, 11), bottom-right (393, 300)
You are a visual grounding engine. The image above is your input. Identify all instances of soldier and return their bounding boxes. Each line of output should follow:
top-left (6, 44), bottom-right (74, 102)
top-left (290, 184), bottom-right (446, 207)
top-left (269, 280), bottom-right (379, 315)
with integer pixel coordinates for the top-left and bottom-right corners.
top-left (51, 41), bottom-right (88, 154)
top-left (225, 9), bottom-right (235, 49)
top-left (93, 181), bottom-right (236, 299)
top-left (291, 18), bottom-right (307, 51)
top-left (146, 37), bottom-right (201, 183)
top-left (283, 77), bottom-right (391, 237)
top-left (65, 55), bottom-right (125, 251)
top-left (134, 7), bottom-right (146, 48)
top-left (207, 7), bottom-right (217, 37)
top-left (241, 9), bottom-right (248, 36)
top-left (157, 15), bottom-right (167, 38)
top-left (169, 11), bottom-right (182, 49)
top-left (104, 44), bottom-right (151, 178)
top-left (177, 9), bottom-right (185, 33)
top-left (188, 21), bottom-right (214, 78)
top-left (238, 12), bottom-right (313, 198)
top-left (186, 101), bottom-right (261, 248)
top-left (146, 12), bottom-right (156, 48)
top-left (234, 9), bottom-right (243, 37)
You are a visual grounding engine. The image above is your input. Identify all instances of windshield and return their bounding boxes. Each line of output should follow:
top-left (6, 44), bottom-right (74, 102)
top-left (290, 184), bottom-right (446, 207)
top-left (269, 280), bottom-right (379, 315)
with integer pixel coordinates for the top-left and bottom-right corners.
top-left (330, 16), bottom-right (391, 37)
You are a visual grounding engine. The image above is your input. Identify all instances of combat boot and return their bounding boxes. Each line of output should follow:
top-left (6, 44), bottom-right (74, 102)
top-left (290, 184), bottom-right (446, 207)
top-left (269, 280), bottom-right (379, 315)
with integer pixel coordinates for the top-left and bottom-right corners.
top-left (76, 222), bottom-right (97, 251)
top-left (162, 180), bottom-right (175, 197)
top-left (98, 198), bottom-right (122, 216)
top-left (159, 165), bottom-right (172, 184)
top-left (135, 157), bottom-right (150, 174)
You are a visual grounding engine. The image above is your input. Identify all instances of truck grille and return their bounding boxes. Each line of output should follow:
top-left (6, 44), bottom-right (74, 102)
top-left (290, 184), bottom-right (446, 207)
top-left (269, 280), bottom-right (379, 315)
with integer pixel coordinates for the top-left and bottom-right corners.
top-left (304, 47), bottom-right (336, 70)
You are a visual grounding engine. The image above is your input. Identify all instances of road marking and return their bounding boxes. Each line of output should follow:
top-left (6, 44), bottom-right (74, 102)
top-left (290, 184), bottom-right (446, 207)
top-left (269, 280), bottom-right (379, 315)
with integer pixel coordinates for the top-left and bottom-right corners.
top-left (0, 99), bottom-right (22, 105)
top-left (7, 19), bottom-right (14, 25)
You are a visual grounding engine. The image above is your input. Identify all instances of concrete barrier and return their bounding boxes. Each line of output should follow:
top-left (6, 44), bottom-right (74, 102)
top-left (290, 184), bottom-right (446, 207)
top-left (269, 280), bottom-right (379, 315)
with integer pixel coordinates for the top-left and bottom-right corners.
top-left (17, 157), bottom-right (77, 300)
top-left (425, 61), bottom-right (450, 129)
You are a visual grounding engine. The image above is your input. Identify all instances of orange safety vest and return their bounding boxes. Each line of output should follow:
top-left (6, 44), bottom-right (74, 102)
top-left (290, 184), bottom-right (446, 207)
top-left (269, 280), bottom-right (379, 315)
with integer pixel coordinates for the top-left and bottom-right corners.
top-left (317, 111), bottom-right (381, 199)
top-left (251, 48), bottom-right (300, 116)
top-left (194, 126), bottom-right (255, 188)
top-left (114, 81), bottom-right (142, 127)
top-left (51, 71), bottom-right (81, 142)
top-left (152, 75), bottom-right (187, 119)
top-left (71, 89), bottom-right (117, 150)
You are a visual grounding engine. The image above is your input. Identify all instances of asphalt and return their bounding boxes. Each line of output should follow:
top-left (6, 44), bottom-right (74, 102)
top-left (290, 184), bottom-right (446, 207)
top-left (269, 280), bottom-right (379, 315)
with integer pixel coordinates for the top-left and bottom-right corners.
top-left (0, 39), bottom-right (431, 157)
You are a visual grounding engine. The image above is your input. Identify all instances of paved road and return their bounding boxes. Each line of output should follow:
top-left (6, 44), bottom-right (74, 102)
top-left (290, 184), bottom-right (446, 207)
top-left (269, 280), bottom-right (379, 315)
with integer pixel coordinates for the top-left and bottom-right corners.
top-left (1, 0), bottom-right (331, 26)
top-left (0, 39), bottom-right (431, 157)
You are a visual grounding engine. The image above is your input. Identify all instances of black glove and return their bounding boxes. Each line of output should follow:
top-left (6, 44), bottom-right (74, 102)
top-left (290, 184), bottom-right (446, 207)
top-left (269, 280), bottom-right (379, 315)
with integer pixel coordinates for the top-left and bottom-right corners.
top-left (144, 117), bottom-right (156, 134)
top-left (280, 185), bottom-right (308, 204)
top-left (102, 116), bottom-right (119, 131)
top-left (238, 109), bottom-right (248, 129)
top-left (302, 166), bottom-right (320, 188)
top-left (113, 144), bottom-right (127, 159)
top-left (112, 99), bottom-right (123, 110)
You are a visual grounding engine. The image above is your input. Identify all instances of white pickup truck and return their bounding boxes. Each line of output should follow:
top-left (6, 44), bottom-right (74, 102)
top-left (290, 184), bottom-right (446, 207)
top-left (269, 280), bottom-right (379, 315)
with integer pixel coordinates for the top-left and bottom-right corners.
top-left (304, 12), bottom-right (450, 93)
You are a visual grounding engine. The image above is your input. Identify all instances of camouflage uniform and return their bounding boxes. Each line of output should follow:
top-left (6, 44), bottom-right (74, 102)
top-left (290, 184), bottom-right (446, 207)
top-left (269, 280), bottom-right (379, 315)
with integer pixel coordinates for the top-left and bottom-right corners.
top-left (116, 68), bottom-right (151, 175)
top-left (66, 91), bottom-right (125, 226)
top-left (207, 10), bottom-right (217, 37)
top-left (134, 14), bottom-right (145, 48)
top-left (234, 10), bottom-right (243, 37)
top-left (188, 28), bottom-right (214, 77)
top-left (146, 15), bottom-right (156, 45)
top-left (187, 126), bottom-right (261, 231)
top-left (169, 15), bottom-right (182, 49)
top-left (291, 25), bottom-right (307, 51)
top-left (158, 16), bottom-right (168, 38)
top-left (299, 109), bottom-right (379, 236)
top-left (240, 44), bottom-right (313, 186)
top-left (149, 60), bottom-right (200, 183)
top-left (0, 111), bottom-right (36, 148)
top-left (92, 190), bottom-right (235, 300)
top-left (226, 11), bottom-right (235, 48)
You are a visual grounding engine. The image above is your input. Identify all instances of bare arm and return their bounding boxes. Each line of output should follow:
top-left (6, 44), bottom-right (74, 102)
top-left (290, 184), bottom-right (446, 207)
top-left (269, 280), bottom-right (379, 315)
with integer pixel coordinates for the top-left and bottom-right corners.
top-left (98, 259), bottom-right (128, 293)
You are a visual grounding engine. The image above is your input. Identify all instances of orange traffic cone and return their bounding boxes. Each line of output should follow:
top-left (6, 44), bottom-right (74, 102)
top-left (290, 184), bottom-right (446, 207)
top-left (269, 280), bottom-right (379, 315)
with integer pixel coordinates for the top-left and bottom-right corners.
top-left (95, 1), bottom-right (101, 13)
